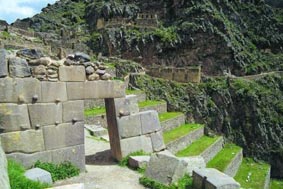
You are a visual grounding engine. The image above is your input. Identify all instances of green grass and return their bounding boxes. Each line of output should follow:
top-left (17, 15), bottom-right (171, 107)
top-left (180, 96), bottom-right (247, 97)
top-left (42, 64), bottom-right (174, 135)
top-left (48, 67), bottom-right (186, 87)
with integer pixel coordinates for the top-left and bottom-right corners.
top-left (159, 112), bottom-right (183, 122)
top-left (34, 161), bottom-right (80, 182)
top-left (126, 89), bottom-right (144, 95)
top-left (235, 158), bottom-right (270, 189)
top-left (8, 160), bottom-right (50, 189)
top-left (84, 106), bottom-right (106, 117)
top-left (163, 124), bottom-right (203, 144)
top-left (271, 179), bottom-right (283, 189)
top-left (207, 143), bottom-right (242, 172)
top-left (176, 136), bottom-right (220, 157)
top-left (138, 100), bottom-right (166, 108)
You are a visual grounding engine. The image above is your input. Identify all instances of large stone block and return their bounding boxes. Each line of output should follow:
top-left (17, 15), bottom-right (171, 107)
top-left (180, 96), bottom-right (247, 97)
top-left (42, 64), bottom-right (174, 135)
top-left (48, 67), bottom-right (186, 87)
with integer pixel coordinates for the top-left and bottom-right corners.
top-left (0, 140), bottom-right (10, 189)
top-left (9, 57), bottom-right (31, 78)
top-left (41, 82), bottom-right (67, 103)
top-left (51, 144), bottom-right (85, 171)
top-left (120, 135), bottom-right (153, 157)
top-left (140, 111), bottom-right (161, 134)
top-left (192, 168), bottom-right (240, 189)
top-left (145, 150), bottom-right (188, 186)
top-left (24, 168), bottom-right (52, 185)
top-left (42, 122), bottom-right (84, 150)
top-left (150, 131), bottom-right (166, 152)
top-left (0, 104), bottom-right (30, 132)
top-left (0, 78), bottom-right (41, 103)
top-left (0, 130), bottom-right (44, 153)
top-left (0, 49), bottom-right (8, 78)
top-left (117, 114), bottom-right (142, 138)
top-left (66, 82), bottom-right (85, 100)
top-left (59, 66), bottom-right (86, 82)
top-left (62, 101), bottom-right (84, 123)
top-left (128, 155), bottom-right (150, 169)
top-left (28, 103), bottom-right (62, 128)
top-left (114, 95), bottom-right (139, 117)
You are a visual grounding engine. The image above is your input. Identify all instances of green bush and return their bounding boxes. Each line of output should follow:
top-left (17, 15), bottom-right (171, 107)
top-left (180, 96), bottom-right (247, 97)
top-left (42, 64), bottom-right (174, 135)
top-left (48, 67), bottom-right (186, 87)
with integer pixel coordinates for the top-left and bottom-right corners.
top-left (8, 160), bottom-right (50, 189)
top-left (34, 161), bottom-right (80, 182)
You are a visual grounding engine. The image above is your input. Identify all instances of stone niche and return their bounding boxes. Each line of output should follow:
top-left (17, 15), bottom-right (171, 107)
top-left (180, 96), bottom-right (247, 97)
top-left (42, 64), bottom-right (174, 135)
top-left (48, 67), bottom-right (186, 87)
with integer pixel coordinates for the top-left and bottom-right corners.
top-left (0, 49), bottom-right (126, 170)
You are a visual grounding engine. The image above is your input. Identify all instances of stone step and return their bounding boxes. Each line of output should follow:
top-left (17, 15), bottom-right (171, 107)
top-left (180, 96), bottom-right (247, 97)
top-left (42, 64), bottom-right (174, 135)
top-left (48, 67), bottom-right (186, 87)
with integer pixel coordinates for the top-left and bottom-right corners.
top-left (163, 124), bottom-right (204, 154)
top-left (139, 100), bottom-right (167, 114)
top-left (84, 124), bottom-right (108, 137)
top-left (176, 136), bottom-right (224, 163)
top-left (207, 143), bottom-right (243, 177)
top-left (234, 158), bottom-right (271, 189)
top-left (159, 112), bottom-right (186, 132)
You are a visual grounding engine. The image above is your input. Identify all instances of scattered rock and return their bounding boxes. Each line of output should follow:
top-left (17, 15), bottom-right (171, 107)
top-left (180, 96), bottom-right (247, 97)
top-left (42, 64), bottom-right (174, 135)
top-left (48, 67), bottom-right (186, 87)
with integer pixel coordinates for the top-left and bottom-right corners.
top-left (33, 65), bottom-right (47, 76)
top-left (9, 57), bottom-right (31, 78)
top-left (85, 66), bottom-right (95, 75)
top-left (28, 57), bottom-right (51, 66)
top-left (100, 73), bottom-right (112, 80)
top-left (64, 59), bottom-right (78, 66)
top-left (16, 49), bottom-right (44, 60)
top-left (0, 49), bottom-right (8, 78)
top-left (88, 73), bottom-right (100, 81)
top-left (96, 69), bottom-right (106, 75)
top-left (145, 150), bottom-right (188, 185)
top-left (74, 52), bottom-right (90, 62)
top-left (24, 168), bottom-right (52, 185)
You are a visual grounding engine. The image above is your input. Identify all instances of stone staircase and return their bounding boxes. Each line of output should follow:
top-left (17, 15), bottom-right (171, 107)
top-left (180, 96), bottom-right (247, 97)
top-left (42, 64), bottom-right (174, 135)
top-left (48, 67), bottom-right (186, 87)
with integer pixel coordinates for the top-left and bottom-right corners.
top-left (84, 90), bottom-right (271, 189)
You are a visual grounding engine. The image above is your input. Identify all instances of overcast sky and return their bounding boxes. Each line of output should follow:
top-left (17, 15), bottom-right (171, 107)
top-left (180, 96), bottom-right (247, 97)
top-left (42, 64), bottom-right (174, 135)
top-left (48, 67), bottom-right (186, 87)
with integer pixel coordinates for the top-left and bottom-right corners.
top-left (0, 0), bottom-right (58, 24)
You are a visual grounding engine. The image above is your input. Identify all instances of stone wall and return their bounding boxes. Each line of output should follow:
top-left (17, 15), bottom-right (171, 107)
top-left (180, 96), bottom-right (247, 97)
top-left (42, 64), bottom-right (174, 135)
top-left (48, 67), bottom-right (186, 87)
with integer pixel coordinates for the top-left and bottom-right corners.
top-left (0, 48), bottom-right (125, 170)
top-left (0, 141), bottom-right (10, 189)
top-left (147, 66), bottom-right (201, 83)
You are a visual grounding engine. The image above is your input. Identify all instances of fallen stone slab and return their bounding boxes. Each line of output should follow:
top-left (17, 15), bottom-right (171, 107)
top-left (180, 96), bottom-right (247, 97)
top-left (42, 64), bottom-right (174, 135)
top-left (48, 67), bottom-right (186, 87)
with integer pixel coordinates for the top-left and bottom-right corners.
top-left (145, 150), bottom-right (188, 186)
top-left (128, 155), bottom-right (150, 169)
top-left (192, 168), bottom-right (240, 189)
top-left (180, 156), bottom-right (206, 176)
top-left (24, 168), bottom-right (52, 185)
top-left (47, 183), bottom-right (84, 189)
top-left (85, 124), bottom-right (108, 137)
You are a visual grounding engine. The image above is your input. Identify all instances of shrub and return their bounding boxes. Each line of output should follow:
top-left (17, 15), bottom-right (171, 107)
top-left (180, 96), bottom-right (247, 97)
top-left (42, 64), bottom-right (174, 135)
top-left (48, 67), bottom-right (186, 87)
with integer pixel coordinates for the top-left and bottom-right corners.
top-left (8, 160), bottom-right (50, 189)
top-left (34, 161), bottom-right (80, 182)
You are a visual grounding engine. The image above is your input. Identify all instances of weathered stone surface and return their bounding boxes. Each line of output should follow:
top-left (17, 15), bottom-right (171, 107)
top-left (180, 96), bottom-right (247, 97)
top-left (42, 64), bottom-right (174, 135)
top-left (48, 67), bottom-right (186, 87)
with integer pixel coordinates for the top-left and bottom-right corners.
top-left (85, 124), bottom-right (108, 137)
top-left (0, 104), bottom-right (30, 132)
top-left (85, 114), bottom-right (108, 128)
top-left (42, 122), bottom-right (84, 150)
top-left (28, 103), bottom-right (62, 127)
top-left (0, 49), bottom-right (8, 78)
top-left (85, 66), bottom-right (94, 75)
top-left (62, 100), bottom-right (84, 123)
top-left (9, 57), bottom-right (31, 78)
top-left (16, 49), bottom-right (44, 59)
top-left (59, 66), bottom-right (86, 81)
top-left (145, 150), bottom-right (188, 185)
top-left (192, 168), bottom-right (240, 189)
top-left (66, 82), bottom-right (85, 100)
top-left (120, 135), bottom-right (153, 157)
top-left (0, 130), bottom-right (44, 153)
top-left (87, 73), bottom-right (99, 81)
top-left (41, 82), bottom-right (67, 103)
top-left (101, 73), bottom-right (112, 80)
top-left (33, 65), bottom-right (47, 76)
top-left (180, 156), bottom-right (206, 176)
top-left (115, 95), bottom-right (139, 117)
top-left (47, 183), bottom-right (85, 189)
top-left (0, 78), bottom-right (41, 103)
top-left (28, 57), bottom-right (51, 66)
top-left (74, 52), bottom-right (90, 62)
top-left (128, 156), bottom-right (150, 169)
top-left (51, 144), bottom-right (85, 171)
top-left (24, 168), bottom-right (52, 185)
top-left (117, 114), bottom-right (141, 138)
top-left (150, 131), bottom-right (166, 152)
top-left (161, 114), bottom-right (186, 132)
top-left (140, 111), bottom-right (161, 134)
top-left (0, 140), bottom-right (10, 189)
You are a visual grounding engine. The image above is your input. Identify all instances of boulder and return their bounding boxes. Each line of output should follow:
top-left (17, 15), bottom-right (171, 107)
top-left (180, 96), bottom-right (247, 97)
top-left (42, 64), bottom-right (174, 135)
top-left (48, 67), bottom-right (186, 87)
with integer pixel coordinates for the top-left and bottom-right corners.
top-left (8, 57), bottom-right (31, 78)
top-left (0, 140), bottom-right (10, 189)
top-left (0, 49), bottom-right (8, 77)
top-left (101, 73), bottom-right (112, 80)
top-left (74, 52), bottom-right (90, 62)
top-left (16, 49), bottom-right (44, 60)
top-left (29, 57), bottom-right (52, 66)
top-left (85, 66), bottom-right (95, 75)
top-left (87, 73), bottom-right (100, 81)
top-left (24, 168), bottom-right (52, 185)
top-left (145, 150), bottom-right (188, 186)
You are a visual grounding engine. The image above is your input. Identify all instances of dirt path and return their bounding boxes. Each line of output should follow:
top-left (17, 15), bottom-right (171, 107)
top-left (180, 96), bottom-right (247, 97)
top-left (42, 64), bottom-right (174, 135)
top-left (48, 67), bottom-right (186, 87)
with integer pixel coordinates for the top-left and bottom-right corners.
top-left (53, 131), bottom-right (145, 189)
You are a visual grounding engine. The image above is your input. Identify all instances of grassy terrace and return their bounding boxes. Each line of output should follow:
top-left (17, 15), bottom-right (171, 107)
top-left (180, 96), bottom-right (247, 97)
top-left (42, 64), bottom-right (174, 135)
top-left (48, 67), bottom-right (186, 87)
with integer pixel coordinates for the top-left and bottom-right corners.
top-left (207, 143), bottom-right (242, 172)
top-left (158, 112), bottom-right (183, 122)
top-left (84, 107), bottom-right (106, 117)
top-left (271, 179), bottom-right (283, 189)
top-left (235, 158), bottom-right (270, 189)
top-left (138, 100), bottom-right (166, 108)
top-left (176, 136), bottom-right (220, 157)
top-left (163, 124), bottom-right (203, 144)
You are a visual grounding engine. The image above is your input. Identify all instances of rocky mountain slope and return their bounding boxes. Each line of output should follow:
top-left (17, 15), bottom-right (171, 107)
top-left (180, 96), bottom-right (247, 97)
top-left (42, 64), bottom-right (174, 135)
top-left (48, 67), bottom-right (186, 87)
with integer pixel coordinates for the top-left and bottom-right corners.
top-left (10, 0), bottom-right (283, 179)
